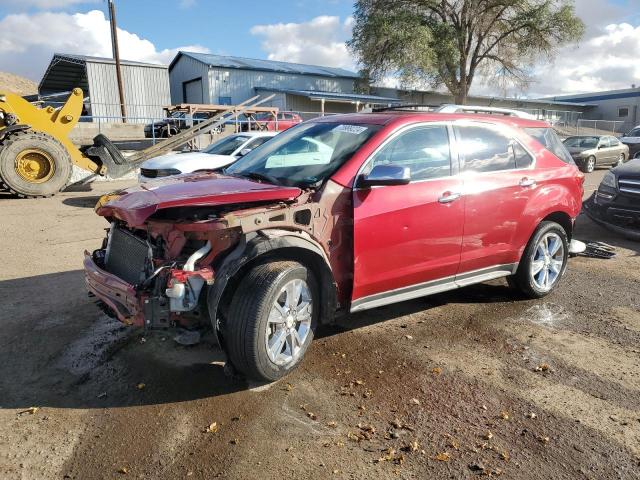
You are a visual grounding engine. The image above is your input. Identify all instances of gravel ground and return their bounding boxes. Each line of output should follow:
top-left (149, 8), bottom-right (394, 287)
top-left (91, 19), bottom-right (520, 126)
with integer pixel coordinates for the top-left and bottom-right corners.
top-left (0, 171), bottom-right (639, 480)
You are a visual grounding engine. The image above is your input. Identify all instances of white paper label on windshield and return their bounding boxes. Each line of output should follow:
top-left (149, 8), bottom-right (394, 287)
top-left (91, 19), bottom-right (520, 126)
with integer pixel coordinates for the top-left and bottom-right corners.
top-left (332, 124), bottom-right (368, 135)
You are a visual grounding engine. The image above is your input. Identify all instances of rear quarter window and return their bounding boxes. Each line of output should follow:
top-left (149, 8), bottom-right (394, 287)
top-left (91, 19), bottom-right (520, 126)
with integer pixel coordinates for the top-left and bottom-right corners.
top-left (524, 127), bottom-right (574, 164)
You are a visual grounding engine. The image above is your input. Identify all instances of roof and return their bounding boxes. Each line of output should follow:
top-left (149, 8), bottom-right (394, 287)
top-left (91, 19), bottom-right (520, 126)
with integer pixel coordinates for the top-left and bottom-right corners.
top-left (255, 87), bottom-right (401, 105)
top-left (49, 53), bottom-right (168, 69)
top-left (544, 88), bottom-right (640, 104)
top-left (171, 52), bottom-right (359, 79)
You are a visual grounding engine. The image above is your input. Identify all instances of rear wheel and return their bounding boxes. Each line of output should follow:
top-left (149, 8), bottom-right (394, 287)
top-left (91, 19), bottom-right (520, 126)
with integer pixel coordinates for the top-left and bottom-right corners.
top-left (0, 130), bottom-right (72, 197)
top-left (509, 221), bottom-right (569, 299)
top-left (226, 261), bottom-right (318, 382)
top-left (582, 155), bottom-right (596, 173)
top-left (615, 152), bottom-right (625, 166)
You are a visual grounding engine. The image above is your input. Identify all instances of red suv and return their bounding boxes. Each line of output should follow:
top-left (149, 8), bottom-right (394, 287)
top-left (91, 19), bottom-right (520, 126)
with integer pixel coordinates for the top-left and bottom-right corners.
top-left (85, 112), bottom-right (583, 381)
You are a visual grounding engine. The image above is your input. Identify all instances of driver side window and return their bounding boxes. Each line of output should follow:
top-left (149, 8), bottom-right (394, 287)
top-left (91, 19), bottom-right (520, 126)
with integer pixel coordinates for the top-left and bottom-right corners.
top-left (367, 125), bottom-right (452, 181)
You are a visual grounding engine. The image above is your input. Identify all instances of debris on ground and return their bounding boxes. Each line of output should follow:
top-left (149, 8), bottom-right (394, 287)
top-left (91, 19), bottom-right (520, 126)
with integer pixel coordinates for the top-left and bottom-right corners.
top-left (18, 407), bottom-right (39, 415)
top-left (117, 467), bottom-right (128, 474)
top-left (204, 422), bottom-right (218, 433)
top-left (534, 363), bottom-right (550, 372)
top-left (435, 452), bottom-right (451, 461)
top-left (136, 383), bottom-right (146, 390)
top-left (576, 241), bottom-right (617, 259)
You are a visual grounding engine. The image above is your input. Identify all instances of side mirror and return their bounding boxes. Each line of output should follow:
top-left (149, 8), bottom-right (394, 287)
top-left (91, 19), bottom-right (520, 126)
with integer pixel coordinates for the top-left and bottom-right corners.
top-left (357, 165), bottom-right (411, 188)
top-left (598, 144), bottom-right (606, 149)
top-left (239, 148), bottom-right (252, 156)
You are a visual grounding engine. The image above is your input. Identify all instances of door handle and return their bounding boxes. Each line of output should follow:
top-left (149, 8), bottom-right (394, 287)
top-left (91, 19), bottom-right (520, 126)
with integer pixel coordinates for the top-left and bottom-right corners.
top-left (519, 177), bottom-right (536, 188)
top-left (438, 191), bottom-right (462, 203)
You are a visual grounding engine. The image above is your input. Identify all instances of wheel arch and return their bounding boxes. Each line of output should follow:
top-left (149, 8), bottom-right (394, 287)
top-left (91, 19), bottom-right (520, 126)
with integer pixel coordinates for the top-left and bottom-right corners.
top-left (541, 211), bottom-right (574, 240)
top-left (207, 231), bottom-right (338, 345)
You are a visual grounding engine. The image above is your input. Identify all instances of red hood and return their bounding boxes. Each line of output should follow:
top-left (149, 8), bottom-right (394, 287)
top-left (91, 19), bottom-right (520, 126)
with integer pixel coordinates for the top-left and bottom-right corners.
top-left (97, 173), bottom-right (302, 226)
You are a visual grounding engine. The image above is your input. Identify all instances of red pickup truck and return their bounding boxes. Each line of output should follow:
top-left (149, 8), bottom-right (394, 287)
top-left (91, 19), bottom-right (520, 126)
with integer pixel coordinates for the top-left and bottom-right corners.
top-left (85, 111), bottom-right (583, 381)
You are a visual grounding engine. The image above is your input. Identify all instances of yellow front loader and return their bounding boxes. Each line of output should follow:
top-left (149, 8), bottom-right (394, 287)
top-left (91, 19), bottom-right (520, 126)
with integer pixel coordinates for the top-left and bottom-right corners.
top-left (0, 88), bottom-right (273, 198)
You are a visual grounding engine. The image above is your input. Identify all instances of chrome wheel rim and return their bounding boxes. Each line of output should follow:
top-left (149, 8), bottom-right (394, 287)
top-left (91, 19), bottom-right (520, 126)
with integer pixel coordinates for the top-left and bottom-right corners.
top-left (531, 233), bottom-right (565, 292)
top-left (618, 153), bottom-right (625, 165)
top-left (587, 157), bottom-right (595, 172)
top-left (265, 278), bottom-right (312, 366)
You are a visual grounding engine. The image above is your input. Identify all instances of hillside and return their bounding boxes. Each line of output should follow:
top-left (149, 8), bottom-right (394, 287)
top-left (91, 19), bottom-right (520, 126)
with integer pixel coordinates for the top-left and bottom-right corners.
top-left (0, 72), bottom-right (38, 96)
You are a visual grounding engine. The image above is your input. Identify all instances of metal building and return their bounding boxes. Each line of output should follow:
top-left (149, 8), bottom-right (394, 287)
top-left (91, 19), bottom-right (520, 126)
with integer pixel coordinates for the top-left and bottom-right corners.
top-left (39, 53), bottom-right (171, 122)
top-left (546, 87), bottom-right (640, 132)
top-left (168, 52), bottom-right (399, 113)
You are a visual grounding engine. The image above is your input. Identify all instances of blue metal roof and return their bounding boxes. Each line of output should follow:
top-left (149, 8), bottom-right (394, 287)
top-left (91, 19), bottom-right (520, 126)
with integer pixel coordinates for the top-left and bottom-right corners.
top-left (256, 87), bottom-right (401, 104)
top-left (172, 52), bottom-right (359, 79)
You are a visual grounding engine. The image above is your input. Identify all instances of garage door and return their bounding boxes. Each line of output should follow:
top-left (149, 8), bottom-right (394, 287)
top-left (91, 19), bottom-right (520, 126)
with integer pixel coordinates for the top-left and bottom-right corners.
top-left (183, 78), bottom-right (203, 103)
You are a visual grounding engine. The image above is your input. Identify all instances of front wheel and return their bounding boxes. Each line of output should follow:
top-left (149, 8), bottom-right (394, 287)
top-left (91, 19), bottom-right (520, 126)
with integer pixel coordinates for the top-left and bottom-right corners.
top-left (509, 221), bottom-right (569, 299)
top-left (226, 261), bottom-right (318, 382)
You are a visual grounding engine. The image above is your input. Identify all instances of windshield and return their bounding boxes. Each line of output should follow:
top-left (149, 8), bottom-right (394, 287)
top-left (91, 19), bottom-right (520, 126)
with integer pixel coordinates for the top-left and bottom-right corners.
top-left (225, 122), bottom-right (382, 186)
top-left (625, 128), bottom-right (640, 137)
top-left (524, 127), bottom-right (574, 164)
top-left (203, 135), bottom-right (250, 156)
top-left (563, 136), bottom-right (599, 149)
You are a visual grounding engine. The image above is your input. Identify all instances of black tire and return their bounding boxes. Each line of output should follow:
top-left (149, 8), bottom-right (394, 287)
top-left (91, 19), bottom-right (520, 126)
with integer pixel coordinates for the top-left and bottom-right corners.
top-left (0, 130), bottom-right (72, 197)
top-left (226, 261), bottom-right (318, 382)
top-left (509, 221), bottom-right (569, 299)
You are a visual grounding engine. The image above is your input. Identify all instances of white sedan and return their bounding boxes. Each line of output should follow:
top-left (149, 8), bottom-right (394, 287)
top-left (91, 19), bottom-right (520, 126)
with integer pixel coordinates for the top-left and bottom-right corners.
top-left (138, 131), bottom-right (277, 182)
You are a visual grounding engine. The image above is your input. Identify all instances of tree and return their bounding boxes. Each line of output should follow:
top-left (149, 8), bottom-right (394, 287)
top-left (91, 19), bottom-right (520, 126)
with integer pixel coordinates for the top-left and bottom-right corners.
top-left (348, 0), bottom-right (584, 104)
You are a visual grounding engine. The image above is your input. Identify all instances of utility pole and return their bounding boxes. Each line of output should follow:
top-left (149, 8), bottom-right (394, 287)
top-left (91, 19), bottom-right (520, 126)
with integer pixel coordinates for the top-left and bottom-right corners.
top-left (108, 0), bottom-right (127, 122)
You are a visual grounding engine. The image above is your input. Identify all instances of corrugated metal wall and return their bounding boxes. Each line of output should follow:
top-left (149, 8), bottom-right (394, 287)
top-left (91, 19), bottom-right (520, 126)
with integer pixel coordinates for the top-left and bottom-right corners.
top-left (169, 55), bottom-right (210, 105)
top-left (207, 67), bottom-right (354, 105)
top-left (86, 62), bottom-right (170, 123)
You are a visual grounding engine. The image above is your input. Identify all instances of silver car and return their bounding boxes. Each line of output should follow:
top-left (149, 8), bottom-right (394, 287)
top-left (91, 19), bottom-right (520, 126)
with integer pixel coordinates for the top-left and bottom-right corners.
top-left (563, 135), bottom-right (629, 173)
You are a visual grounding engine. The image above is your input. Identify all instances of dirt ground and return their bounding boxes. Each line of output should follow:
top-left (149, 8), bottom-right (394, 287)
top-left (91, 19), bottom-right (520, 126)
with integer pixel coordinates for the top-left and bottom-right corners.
top-left (1, 171), bottom-right (639, 480)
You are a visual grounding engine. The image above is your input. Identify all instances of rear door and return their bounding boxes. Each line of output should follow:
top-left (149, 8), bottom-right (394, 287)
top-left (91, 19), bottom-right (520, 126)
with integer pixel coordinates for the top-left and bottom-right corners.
top-left (597, 137), bottom-right (613, 164)
top-left (453, 123), bottom-right (537, 275)
top-left (352, 124), bottom-right (465, 309)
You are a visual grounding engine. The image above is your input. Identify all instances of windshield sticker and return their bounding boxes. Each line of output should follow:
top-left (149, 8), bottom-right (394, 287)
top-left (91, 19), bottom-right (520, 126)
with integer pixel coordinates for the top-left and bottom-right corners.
top-left (332, 124), bottom-right (368, 135)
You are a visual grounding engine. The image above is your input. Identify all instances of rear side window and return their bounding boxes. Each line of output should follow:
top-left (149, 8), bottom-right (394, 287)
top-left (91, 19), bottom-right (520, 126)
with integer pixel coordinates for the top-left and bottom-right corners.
top-left (454, 125), bottom-right (515, 173)
top-left (609, 137), bottom-right (621, 147)
top-left (368, 125), bottom-right (452, 181)
top-left (599, 137), bottom-right (611, 148)
top-left (524, 127), bottom-right (574, 164)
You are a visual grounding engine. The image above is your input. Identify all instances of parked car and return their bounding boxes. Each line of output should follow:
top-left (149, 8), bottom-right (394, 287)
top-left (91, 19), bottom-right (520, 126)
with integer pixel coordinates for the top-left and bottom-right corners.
top-left (253, 111), bottom-right (303, 131)
top-left (138, 132), bottom-right (277, 181)
top-left (86, 112), bottom-right (583, 381)
top-left (584, 158), bottom-right (640, 240)
top-left (144, 111), bottom-right (215, 139)
top-left (619, 126), bottom-right (640, 160)
top-left (563, 135), bottom-right (629, 173)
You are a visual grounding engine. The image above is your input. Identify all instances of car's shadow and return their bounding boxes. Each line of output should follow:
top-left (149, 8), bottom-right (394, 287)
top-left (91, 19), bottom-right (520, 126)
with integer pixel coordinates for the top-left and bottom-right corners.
top-left (0, 268), bottom-right (525, 411)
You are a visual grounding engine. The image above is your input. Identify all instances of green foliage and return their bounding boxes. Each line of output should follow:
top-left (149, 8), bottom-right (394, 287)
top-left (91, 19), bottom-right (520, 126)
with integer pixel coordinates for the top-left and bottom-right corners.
top-left (348, 0), bottom-right (585, 103)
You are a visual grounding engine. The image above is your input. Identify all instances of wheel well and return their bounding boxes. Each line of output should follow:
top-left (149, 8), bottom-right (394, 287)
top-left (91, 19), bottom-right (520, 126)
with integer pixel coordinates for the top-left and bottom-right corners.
top-left (542, 211), bottom-right (573, 240)
top-left (216, 246), bottom-right (337, 327)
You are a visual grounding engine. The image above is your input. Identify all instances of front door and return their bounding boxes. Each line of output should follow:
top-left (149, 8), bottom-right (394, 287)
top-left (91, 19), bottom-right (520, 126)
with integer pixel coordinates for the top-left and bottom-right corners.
top-left (352, 124), bottom-right (464, 311)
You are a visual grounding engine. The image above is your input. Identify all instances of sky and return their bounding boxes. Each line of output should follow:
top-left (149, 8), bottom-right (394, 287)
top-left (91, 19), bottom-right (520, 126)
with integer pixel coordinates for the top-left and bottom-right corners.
top-left (0, 0), bottom-right (639, 98)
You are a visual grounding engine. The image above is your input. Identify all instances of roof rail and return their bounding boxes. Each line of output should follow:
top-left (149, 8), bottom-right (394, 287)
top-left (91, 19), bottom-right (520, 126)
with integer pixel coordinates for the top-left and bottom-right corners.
top-left (372, 104), bottom-right (440, 113)
top-left (436, 104), bottom-right (535, 119)
top-left (373, 103), bottom-right (535, 119)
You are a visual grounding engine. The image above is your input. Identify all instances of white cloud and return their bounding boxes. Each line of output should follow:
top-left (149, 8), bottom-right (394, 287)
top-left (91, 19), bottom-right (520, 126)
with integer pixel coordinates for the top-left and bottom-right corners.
top-left (250, 15), bottom-right (355, 70)
top-left (0, 9), bottom-right (209, 80)
top-left (526, 22), bottom-right (640, 97)
top-left (0, 0), bottom-right (98, 8)
top-left (179, 0), bottom-right (197, 8)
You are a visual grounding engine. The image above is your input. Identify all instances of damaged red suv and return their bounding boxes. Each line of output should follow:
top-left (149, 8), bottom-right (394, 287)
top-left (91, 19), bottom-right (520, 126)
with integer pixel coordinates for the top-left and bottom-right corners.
top-left (85, 112), bottom-right (583, 381)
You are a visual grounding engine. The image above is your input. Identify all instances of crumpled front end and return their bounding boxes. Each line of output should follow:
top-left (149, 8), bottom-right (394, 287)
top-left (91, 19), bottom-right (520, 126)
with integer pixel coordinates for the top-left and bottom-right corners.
top-left (85, 219), bottom-right (223, 329)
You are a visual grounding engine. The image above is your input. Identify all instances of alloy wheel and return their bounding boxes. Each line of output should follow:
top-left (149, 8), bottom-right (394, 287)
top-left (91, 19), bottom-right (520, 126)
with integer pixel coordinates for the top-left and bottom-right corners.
top-left (586, 156), bottom-right (596, 173)
top-left (265, 278), bottom-right (313, 366)
top-left (530, 232), bottom-right (565, 292)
